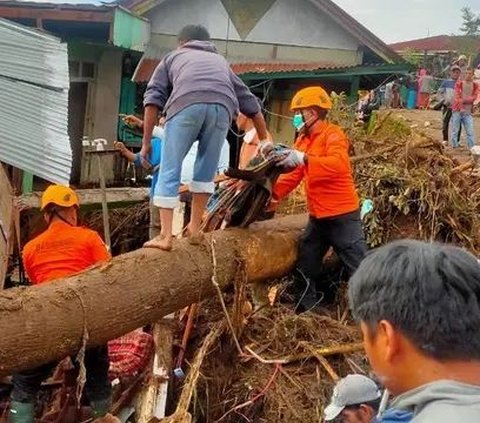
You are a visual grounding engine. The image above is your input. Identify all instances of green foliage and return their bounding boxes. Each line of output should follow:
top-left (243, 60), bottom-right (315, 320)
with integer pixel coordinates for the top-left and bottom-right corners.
top-left (460, 6), bottom-right (480, 36)
top-left (402, 48), bottom-right (422, 66)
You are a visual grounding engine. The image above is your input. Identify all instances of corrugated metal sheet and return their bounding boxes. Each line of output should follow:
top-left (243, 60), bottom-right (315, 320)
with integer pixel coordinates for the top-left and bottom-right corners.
top-left (230, 61), bottom-right (350, 75)
top-left (0, 18), bottom-right (71, 184)
top-left (133, 55), bottom-right (355, 83)
top-left (390, 35), bottom-right (480, 53)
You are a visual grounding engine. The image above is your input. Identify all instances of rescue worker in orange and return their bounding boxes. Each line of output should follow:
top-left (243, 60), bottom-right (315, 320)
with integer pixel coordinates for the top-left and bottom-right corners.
top-left (9, 185), bottom-right (118, 423)
top-left (268, 86), bottom-right (367, 312)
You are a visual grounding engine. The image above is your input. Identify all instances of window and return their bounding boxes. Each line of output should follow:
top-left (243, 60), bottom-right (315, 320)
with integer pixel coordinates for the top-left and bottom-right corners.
top-left (69, 61), bottom-right (80, 78)
top-left (82, 62), bottom-right (95, 79)
top-left (69, 61), bottom-right (96, 81)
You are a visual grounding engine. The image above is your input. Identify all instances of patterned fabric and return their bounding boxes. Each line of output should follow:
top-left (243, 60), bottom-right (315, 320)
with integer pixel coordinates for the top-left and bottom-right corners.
top-left (108, 330), bottom-right (154, 380)
top-left (452, 80), bottom-right (479, 113)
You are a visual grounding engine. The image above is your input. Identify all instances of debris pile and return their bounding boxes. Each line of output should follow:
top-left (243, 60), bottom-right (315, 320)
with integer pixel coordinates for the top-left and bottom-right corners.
top-left (352, 112), bottom-right (480, 251)
top-left (83, 202), bottom-right (150, 255)
top-left (190, 304), bottom-right (365, 422)
top-left (171, 100), bottom-right (480, 422)
top-left (280, 96), bottom-right (480, 252)
top-left (7, 99), bottom-right (480, 422)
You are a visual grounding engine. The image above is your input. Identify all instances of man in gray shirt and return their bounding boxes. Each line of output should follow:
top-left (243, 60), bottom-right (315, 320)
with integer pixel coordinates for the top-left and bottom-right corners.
top-left (141, 25), bottom-right (268, 250)
top-left (349, 240), bottom-right (480, 422)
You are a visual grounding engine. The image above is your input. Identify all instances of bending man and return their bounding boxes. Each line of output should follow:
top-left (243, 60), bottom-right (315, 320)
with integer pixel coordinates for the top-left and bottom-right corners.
top-left (141, 24), bottom-right (268, 250)
top-left (270, 86), bottom-right (367, 312)
top-left (10, 185), bottom-right (117, 423)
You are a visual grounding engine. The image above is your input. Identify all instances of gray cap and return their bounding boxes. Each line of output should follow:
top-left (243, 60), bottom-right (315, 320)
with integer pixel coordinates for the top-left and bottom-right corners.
top-left (324, 374), bottom-right (381, 421)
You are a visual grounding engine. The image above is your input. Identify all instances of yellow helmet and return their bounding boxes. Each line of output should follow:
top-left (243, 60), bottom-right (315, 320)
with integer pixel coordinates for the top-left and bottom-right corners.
top-left (40, 185), bottom-right (79, 211)
top-left (290, 86), bottom-right (332, 111)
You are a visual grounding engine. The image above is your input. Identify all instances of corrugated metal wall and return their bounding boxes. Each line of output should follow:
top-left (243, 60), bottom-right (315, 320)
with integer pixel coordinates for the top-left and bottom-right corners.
top-left (0, 18), bottom-right (72, 185)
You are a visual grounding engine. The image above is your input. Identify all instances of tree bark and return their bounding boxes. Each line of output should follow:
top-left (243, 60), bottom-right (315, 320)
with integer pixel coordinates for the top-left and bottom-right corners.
top-left (0, 214), bottom-right (308, 377)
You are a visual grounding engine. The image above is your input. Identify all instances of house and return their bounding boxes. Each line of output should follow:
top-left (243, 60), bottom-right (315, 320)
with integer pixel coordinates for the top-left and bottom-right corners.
top-left (0, 0), bottom-right (150, 188)
top-left (390, 35), bottom-right (480, 75)
top-left (122, 0), bottom-right (410, 142)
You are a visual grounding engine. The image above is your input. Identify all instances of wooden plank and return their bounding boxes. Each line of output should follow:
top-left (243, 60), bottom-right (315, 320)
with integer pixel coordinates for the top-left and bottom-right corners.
top-left (0, 6), bottom-right (112, 23)
top-left (96, 155), bottom-right (111, 249)
top-left (20, 187), bottom-right (149, 209)
top-left (0, 164), bottom-right (14, 288)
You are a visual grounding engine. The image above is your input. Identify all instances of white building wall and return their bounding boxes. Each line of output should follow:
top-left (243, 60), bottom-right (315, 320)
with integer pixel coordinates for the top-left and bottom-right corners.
top-left (246, 0), bottom-right (358, 50)
top-left (147, 0), bottom-right (241, 40)
top-left (146, 0), bottom-right (360, 51)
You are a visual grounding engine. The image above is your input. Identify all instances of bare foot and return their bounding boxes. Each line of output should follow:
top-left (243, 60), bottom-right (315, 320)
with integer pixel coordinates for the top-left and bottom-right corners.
top-left (185, 225), bottom-right (205, 245)
top-left (143, 234), bottom-right (173, 251)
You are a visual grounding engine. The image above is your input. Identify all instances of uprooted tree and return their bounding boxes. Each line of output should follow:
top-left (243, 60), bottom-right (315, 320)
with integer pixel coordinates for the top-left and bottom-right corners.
top-left (0, 215), bottom-right (307, 377)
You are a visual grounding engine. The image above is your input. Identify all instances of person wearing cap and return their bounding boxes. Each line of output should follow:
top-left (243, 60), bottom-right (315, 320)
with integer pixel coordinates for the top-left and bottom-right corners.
top-left (10, 185), bottom-right (118, 423)
top-left (325, 374), bottom-right (412, 423)
top-left (141, 24), bottom-right (269, 251)
top-left (267, 86), bottom-right (368, 312)
top-left (454, 54), bottom-right (468, 78)
top-left (437, 65), bottom-right (462, 144)
top-left (349, 240), bottom-right (480, 422)
top-left (324, 374), bottom-right (382, 422)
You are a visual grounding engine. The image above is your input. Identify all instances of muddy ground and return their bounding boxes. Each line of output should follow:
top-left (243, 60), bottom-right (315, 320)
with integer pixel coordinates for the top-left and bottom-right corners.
top-left (391, 108), bottom-right (480, 164)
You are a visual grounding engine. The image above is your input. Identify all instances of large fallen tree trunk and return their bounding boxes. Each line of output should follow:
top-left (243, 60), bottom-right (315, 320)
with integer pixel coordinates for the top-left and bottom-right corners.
top-left (0, 214), bottom-right (308, 377)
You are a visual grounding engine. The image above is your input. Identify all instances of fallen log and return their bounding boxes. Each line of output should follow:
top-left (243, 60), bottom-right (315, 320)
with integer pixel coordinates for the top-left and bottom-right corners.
top-left (0, 214), bottom-right (308, 377)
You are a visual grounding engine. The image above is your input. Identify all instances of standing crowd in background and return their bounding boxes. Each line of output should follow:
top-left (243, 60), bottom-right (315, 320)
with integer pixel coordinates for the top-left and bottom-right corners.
top-left (375, 55), bottom-right (480, 113)
top-left (357, 54), bottom-right (479, 149)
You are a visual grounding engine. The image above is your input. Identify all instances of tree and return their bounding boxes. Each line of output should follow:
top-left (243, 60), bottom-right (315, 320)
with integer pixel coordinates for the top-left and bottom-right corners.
top-left (459, 6), bottom-right (480, 36)
top-left (0, 214), bottom-right (306, 377)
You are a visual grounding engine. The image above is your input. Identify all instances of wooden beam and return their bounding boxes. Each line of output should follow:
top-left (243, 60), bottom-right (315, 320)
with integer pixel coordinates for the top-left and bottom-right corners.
top-left (349, 76), bottom-right (360, 105)
top-left (0, 6), bottom-right (113, 23)
top-left (0, 165), bottom-right (14, 288)
top-left (20, 187), bottom-right (149, 210)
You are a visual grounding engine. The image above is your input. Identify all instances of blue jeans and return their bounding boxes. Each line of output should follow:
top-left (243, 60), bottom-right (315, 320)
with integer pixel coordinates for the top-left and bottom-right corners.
top-left (153, 103), bottom-right (230, 209)
top-left (451, 111), bottom-right (476, 149)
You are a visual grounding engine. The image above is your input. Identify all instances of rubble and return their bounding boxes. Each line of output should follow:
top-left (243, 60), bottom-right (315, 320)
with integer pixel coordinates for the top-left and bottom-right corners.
top-left (4, 99), bottom-right (480, 422)
top-left (164, 99), bottom-right (480, 422)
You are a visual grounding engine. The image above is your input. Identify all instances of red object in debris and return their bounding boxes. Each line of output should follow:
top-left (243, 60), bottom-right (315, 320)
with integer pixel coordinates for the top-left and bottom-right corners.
top-left (108, 330), bottom-right (154, 380)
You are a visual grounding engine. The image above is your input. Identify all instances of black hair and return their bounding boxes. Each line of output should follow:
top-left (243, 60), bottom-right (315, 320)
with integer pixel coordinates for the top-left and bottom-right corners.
top-left (43, 204), bottom-right (75, 225)
top-left (177, 25), bottom-right (211, 43)
top-left (346, 398), bottom-right (381, 412)
top-left (349, 239), bottom-right (480, 360)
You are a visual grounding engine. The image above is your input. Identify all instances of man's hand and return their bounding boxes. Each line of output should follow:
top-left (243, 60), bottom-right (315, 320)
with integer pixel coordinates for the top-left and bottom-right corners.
top-left (276, 149), bottom-right (305, 171)
top-left (259, 141), bottom-right (275, 158)
top-left (251, 111), bottom-right (269, 140)
top-left (122, 115), bottom-right (143, 129)
top-left (139, 143), bottom-right (153, 170)
top-left (113, 141), bottom-right (126, 152)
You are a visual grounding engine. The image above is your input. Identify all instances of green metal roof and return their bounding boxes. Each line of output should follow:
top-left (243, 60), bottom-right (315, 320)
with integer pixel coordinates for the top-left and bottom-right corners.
top-left (240, 63), bottom-right (413, 81)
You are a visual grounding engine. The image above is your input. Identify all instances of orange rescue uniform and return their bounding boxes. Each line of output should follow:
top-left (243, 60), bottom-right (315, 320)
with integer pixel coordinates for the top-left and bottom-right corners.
top-left (273, 120), bottom-right (359, 219)
top-left (23, 221), bottom-right (111, 285)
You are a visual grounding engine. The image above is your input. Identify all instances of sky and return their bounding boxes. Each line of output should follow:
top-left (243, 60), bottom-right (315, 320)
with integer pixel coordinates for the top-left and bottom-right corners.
top-left (333, 0), bottom-right (479, 43)
top-left (20, 0), bottom-right (480, 44)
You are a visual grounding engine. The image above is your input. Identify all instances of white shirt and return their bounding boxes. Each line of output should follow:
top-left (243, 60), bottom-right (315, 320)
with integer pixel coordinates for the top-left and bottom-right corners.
top-left (152, 125), bottom-right (229, 184)
top-left (181, 140), bottom-right (229, 185)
